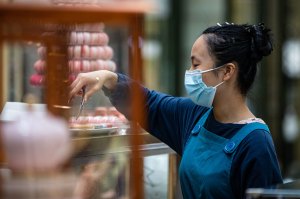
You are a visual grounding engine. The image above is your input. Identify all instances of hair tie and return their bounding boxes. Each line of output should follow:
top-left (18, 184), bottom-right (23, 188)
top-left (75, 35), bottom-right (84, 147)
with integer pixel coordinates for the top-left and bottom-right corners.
top-left (216, 22), bottom-right (235, 27)
top-left (225, 22), bottom-right (234, 25)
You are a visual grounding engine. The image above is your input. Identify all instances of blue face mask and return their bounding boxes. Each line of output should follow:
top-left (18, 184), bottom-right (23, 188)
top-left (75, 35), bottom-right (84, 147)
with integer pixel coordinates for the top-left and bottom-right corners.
top-left (184, 66), bottom-right (224, 107)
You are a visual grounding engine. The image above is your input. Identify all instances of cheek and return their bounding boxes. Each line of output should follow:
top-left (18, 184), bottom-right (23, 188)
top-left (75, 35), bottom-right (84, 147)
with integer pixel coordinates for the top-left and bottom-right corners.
top-left (202, 74), bottom-right (217, 87)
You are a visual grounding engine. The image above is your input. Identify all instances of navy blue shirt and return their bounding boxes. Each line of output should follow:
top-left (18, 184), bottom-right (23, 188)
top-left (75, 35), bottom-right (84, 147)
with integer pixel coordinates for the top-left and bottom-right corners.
top-left (103, 73), bottom-right (283, 199)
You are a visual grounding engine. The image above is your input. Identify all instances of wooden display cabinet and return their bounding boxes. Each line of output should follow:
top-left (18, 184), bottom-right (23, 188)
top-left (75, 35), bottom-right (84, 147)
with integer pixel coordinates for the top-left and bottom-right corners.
top-left (0, 2), bottom-right (178, 199)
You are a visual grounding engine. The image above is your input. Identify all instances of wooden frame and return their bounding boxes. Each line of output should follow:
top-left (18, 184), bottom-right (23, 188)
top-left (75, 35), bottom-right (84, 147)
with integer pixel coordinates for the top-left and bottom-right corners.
top-left (0, 2), bottom-right (155, 198)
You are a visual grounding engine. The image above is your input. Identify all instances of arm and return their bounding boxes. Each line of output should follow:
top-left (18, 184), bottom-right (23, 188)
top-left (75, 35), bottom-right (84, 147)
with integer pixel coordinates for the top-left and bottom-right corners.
top-left (103, 73), bottom-right (208, 154)
top-left (70, 71), bottom-right (208, 154)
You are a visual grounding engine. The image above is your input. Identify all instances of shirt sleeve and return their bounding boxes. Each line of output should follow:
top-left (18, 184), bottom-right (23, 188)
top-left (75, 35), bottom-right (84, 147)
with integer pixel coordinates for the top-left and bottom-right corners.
top-left (230, 129), bottom-right (283, 199)
top-left (103, 73), bottom-right (208, 154)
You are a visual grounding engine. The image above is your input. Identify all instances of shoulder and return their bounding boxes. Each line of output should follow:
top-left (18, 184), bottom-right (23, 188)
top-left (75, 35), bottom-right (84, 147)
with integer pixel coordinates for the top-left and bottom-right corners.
top-left (232, 127), bottom-right (281, 177)
top-left (242, 128), bottom-right (275, 151)
top-left (235, 128), bottom-right (276, 158)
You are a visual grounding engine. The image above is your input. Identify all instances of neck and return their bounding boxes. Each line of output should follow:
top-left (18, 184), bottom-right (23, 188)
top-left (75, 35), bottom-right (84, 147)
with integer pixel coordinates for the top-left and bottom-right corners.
top-left (213, 90), bottom-right (255, 124)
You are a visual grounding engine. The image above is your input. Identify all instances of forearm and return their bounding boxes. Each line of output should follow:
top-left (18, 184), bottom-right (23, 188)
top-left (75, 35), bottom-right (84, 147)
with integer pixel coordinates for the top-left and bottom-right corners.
top-left (102, 70), bottom-right (118, 90)
top-left (102, 73), bottom-right (147, 122)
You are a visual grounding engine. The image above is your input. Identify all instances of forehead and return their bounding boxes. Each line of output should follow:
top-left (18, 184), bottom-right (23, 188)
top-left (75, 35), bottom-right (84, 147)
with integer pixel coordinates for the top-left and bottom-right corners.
top-left (191, 35), bottom-right (214, 62)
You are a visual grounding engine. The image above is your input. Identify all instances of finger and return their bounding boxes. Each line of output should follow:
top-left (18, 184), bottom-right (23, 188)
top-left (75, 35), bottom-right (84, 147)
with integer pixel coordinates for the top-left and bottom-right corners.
top-left (69, 75), bottom-right (81, 104)
top-left (67, 93), bottom-right (81, 104)
top-left (68, 96), bottom-right (74, 104)
top-left (84, 85), bottom-right (100, 102)
top-left (69, 80), bottom-right (85, 100)
top-left (70, 73), bottom-right (82, 90)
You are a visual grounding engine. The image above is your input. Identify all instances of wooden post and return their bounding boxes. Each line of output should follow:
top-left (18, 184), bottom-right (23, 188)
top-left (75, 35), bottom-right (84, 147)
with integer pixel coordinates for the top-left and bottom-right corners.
top-left (129, 14), bottom-right (144, 199)
top-left (0, 37), bottom-right (6, 165)
top-left (129, 14), bottom-right (145, 199)
top-left (168, 154), bottom-right (178, 199)
top-left (0, 40), bottom-right (3, 111)
top-left (45, 34), bottom-right (69, 119)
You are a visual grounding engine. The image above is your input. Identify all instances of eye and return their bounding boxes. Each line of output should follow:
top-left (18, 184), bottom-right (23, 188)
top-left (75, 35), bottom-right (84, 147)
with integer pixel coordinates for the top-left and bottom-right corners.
top-left (192, 64), bottom-right (199, 69)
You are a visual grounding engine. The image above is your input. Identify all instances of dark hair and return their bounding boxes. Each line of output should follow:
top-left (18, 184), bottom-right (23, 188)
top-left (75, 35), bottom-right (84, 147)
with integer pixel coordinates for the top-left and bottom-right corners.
top-left (202, 22), bottom-right (273, 95)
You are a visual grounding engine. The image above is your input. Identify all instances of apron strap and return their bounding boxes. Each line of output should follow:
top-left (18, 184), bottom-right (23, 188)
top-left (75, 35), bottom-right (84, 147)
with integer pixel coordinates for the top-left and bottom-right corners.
top-left (191, 108), bottom-right (212, 135)
top-left (223, 122), bottom-right (270, 154)
top-left (183, 108), bottom-right (212, 151)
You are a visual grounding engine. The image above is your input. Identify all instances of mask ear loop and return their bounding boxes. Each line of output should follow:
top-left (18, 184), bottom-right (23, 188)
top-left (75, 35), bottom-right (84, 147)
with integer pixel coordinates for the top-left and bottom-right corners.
top-left (201, 64), bottom-right (225, 74)
top-left (214, 81), bottom-right (225, 88)
top-left (213, 64), bottom-right (229, 88)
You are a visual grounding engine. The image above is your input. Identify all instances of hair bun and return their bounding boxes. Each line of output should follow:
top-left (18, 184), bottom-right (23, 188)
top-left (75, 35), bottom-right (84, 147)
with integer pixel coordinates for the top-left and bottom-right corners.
top-left (248, 23), bottom-right (273, 62)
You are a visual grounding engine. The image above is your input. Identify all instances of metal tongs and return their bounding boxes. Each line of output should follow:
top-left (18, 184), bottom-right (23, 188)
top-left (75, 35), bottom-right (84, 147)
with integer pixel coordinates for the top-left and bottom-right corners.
top-left (76, 86), bottom-right (86, 120)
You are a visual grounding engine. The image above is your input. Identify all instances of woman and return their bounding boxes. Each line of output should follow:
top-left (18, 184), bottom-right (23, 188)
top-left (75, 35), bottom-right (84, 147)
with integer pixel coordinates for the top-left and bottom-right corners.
top-left (70, 23), bottom-right (282, 199)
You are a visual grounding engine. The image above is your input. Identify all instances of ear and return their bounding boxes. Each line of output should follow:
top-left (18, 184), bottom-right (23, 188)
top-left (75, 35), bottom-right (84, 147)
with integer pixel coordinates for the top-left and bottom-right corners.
top-left (222, 62), bottom-right (236, 81)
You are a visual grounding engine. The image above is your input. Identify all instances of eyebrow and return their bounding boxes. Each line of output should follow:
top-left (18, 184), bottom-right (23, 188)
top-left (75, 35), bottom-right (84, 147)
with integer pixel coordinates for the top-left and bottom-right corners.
top-left (191, 56), bottom-right (201, 63)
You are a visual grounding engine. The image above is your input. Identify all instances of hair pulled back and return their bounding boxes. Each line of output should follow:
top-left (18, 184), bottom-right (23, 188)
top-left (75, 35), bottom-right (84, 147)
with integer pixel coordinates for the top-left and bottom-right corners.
top-left (202, 23), bottom-right (273, 95)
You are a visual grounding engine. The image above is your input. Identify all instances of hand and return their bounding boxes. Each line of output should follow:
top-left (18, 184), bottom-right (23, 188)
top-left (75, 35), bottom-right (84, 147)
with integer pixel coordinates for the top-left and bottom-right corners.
top-left (69, 70), bottom-right (118, 103)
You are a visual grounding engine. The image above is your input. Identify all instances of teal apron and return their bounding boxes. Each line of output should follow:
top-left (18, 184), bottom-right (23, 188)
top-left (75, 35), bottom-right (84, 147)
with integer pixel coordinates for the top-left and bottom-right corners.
top-left (179, 109), bottom-right (270, 199)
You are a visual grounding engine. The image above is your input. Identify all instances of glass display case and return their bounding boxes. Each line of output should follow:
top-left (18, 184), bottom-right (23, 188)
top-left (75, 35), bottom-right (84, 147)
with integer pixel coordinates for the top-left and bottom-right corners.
top-left (0, 2), bottom-right (178, 199)
top-left (246, 180), bottom-right (300, 199)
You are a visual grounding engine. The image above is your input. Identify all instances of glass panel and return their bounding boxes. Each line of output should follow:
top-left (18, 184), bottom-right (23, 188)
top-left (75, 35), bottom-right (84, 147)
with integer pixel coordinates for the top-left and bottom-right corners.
top-left (144, 154), bottom-right (169, 199)
top-left (1, 22), bottom-right (132, 198)
top-left (0, 3), bottom-right (177, 199)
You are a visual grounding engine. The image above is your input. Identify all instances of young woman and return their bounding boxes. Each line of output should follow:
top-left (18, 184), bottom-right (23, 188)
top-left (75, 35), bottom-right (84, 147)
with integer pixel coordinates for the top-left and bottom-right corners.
top-left (69, 23), bottom-right (282, 199)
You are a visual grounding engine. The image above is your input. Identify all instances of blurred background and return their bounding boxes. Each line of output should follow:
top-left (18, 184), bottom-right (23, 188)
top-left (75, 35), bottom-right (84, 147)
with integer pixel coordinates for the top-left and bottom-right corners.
top-left (142, 0), bottom-right (300, 180)
top-left (1, 0), bottom-right (300, 198)
top-left (140, 0), bottom-right (300, 180)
